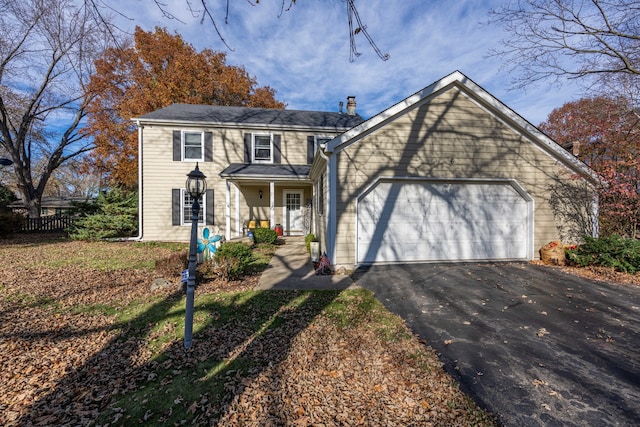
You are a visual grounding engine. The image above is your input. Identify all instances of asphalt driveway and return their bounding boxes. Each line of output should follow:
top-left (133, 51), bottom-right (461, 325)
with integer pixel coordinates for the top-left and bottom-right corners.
top-left (353, 262), bottom-right (640, 426)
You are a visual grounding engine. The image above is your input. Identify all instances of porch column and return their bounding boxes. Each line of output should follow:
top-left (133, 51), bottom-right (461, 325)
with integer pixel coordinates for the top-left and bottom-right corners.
top-left (235, 183), bottom-right (241, 237)
top-left (270, 181), bottom-right (275, 229)
top-left (326, 155), bottom-right (336, 263)
top-left (225, 180), bottom-right (231, 240)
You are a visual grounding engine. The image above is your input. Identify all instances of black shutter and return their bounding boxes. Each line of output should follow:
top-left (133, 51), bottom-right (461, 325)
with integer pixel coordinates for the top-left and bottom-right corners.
top-left (172, 189), bottom-right (181, 225)
top-left (243, 133), bottom-right (252, 163)
top-left (206, 189), bottom-right (214, 225)
top-left (273, 134), bottom-right (281, 164)
top-left (173, 131), bottom-right (181, 161)
top-left (204, 132), bottom-right (213, 162)
top-left (307, 136), bottom-right (315, 164)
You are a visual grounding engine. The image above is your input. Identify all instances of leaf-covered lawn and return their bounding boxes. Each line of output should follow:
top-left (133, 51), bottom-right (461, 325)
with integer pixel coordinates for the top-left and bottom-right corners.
top-left (0, 235), bottom-right (497, 426)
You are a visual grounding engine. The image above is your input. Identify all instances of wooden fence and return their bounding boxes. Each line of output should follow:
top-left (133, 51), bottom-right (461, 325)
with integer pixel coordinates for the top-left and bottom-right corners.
top-left (21, 215), bottom-right (75, 233)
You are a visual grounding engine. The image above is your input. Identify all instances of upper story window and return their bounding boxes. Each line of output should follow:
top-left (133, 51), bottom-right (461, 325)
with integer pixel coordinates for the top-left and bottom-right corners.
top-left (253, 134), bottom-right (273, 163)
top-left (173, 130), bottom-right (212, 163)
top-left (183, 131), bottom-right (204, 161)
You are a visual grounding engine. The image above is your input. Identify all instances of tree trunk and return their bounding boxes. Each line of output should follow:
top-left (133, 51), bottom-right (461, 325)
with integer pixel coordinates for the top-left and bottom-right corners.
top-left (21, 193), bottom-right (42, 219)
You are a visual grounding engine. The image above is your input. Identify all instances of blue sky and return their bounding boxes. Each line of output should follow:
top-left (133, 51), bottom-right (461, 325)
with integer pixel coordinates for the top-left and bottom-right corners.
top-left (109, 0), bottom-right (584, 125)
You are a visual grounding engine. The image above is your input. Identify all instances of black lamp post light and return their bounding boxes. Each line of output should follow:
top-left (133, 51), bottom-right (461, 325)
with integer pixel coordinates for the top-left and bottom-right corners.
top-left (184, 163), bottom-right (207, 350)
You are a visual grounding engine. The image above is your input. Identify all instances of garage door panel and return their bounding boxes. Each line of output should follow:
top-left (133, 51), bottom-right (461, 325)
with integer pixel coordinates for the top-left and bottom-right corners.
top-left (357, 180), bottom-right (531, 263)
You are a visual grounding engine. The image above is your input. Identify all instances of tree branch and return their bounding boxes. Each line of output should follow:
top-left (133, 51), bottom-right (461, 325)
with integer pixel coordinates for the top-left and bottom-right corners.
top-left (488, 0), bottom-right (640, 89)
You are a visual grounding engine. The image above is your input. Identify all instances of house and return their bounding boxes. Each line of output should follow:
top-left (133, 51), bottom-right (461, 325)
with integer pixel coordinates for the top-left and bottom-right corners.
top-left (134, 99), bottom-right (365, 243)
top-left (8, 196), bottom-right (93, 217)
top-left (136, 71), bottom-right (599, 269)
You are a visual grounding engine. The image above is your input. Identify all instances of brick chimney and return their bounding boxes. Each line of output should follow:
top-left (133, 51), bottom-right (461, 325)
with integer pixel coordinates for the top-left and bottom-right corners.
top-left (346, 96), bottom-right (356, 115)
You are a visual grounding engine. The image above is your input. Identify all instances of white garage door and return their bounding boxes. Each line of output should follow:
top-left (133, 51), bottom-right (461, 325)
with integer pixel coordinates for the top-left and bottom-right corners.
top-left (356, 179), bottom-right (532, 264)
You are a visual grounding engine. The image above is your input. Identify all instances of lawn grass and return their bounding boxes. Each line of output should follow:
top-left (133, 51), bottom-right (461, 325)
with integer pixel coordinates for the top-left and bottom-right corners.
top-left (0, 236), bottom-right (497, 426)
top-left (0, 237), bottom-right (187, 271)
top-left (96, 289), bottom-right (401, 425)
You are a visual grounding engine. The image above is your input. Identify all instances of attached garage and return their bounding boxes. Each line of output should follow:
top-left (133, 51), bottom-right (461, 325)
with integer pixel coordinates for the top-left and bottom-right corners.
top-left (314, 71), bottom-right (599, 269)
top-left (356, 178), bottom-right (533, 264)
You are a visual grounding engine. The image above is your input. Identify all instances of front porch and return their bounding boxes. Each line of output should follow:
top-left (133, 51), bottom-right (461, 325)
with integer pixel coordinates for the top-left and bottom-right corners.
top-left (220, 163), bottom-right (315, 239)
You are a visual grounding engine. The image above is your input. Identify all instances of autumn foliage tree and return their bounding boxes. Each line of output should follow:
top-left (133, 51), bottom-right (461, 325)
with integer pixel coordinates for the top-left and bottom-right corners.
top-left (540, 97), bottom-right (640, 238)
top-left (85, 26), bottom-right (285, 187)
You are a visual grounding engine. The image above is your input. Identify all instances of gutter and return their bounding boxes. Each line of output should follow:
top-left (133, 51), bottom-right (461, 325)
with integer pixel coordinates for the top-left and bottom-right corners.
top-left (133, 118), bottom-right (355, 133)
top-left (317, 144), bottom-right (336, 263)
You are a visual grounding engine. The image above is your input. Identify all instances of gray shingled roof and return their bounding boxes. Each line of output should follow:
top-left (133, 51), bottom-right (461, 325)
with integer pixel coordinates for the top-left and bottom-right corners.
top-left (220, 163), bottom-right (310, 179)
top-left (136, 104), bottom-right (365, 129)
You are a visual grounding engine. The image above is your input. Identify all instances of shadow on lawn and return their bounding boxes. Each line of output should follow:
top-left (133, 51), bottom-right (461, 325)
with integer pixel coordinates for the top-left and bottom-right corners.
top-left (16, 286), bottom-right (339, 425)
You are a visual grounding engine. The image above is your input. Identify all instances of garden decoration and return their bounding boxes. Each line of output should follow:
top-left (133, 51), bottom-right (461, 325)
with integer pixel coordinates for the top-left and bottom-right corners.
top-left (197, 226), bottom-right (222, 261)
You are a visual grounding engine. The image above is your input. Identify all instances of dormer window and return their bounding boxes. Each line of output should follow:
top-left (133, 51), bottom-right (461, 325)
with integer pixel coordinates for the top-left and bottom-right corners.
top-left (253, 134), bottom-right (273, 163)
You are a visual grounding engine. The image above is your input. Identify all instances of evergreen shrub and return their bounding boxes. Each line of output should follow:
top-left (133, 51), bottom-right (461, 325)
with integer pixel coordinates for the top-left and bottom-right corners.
top-left (566, 235), bottom-right (640, 273)
top-left (69, 188), bottom-right (138, 240)
top-left (214, 241), bottom-right (254, 281)
top-left (0, 211), bottom-right (24, 237)
top-left (253, 227), bottom-right (278, 244)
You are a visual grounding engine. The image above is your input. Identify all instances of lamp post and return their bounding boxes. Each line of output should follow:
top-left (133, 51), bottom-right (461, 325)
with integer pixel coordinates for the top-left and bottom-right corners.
top-left (184, 163), bottom-right (207, 350)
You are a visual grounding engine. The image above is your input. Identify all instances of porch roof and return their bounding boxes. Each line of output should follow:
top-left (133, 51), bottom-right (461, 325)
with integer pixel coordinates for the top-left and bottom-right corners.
top-left (220, 163), bottom-right (311, 181)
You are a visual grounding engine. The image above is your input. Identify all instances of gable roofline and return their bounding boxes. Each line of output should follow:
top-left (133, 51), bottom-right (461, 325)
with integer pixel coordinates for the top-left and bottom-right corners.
top-left (325, 70), bottom-right (600, 184)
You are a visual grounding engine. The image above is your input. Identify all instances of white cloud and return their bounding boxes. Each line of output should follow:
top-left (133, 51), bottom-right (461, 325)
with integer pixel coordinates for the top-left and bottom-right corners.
top-left (109, 0), bottom-right (585, 125)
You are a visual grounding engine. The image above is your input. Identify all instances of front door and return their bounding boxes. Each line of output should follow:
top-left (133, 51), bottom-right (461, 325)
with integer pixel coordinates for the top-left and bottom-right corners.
top-left (283, 190), bottom-right (303, 235)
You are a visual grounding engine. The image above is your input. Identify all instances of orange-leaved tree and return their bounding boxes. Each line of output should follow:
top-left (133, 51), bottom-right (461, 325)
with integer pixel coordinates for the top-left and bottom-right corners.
top-left (85, 26), bottom-right (285, 187)
top-left (540, 97), bottom-right (640, 238)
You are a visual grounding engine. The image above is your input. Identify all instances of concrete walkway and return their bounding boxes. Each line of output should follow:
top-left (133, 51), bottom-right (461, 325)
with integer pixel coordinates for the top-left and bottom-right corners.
top-left (256, 237), bottom-right (357, 290)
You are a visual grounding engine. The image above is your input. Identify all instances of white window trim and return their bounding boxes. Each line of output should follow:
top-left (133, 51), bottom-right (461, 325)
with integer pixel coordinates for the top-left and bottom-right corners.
top-left (314, 135), bottom-right (333, 154)
top-left (182, 130), bottom-right (205, 162)
top-left (252, 133), bottom-right (273, 164)
top-left (180, 188), bottom-right (206, 226)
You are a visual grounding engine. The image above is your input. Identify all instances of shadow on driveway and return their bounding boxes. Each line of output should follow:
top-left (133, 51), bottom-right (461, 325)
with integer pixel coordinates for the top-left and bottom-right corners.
top-left (353, 262), bottom-right (640, 427)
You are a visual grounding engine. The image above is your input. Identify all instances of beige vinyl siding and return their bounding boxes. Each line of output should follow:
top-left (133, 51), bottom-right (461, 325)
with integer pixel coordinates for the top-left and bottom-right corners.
top-left (142, 125), bottom-right (330, 240)
top-left (332, 87), bottom-right (595, 266)
top-left (279, 132), bottom-right (311, 165)
top-left (142, 125), bottom-right (237, 241)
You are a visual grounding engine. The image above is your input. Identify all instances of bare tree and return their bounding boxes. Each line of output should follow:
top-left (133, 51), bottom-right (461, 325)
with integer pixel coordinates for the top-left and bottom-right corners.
top-left (42, 158), bottom-right (101, 199)
top-left (87, 0), bottom-right (389, 62)
top-left (0, 0), bottom-right (115, 218)
top-left (488, 0), bottom-right (640, 89)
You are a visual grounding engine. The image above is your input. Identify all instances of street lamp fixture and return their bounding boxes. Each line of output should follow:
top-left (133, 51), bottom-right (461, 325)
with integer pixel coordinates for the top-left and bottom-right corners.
top-left (184, 163), bottom-right (207, 350)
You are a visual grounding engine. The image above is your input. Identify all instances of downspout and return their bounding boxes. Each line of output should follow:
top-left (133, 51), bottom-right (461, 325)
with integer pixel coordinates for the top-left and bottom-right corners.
top-left (592, 188), bottom-right (599, 238)
top-left (318, 144), bottom-right (336, 264)
top-left (133, 120), bottom-right (143, 240)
